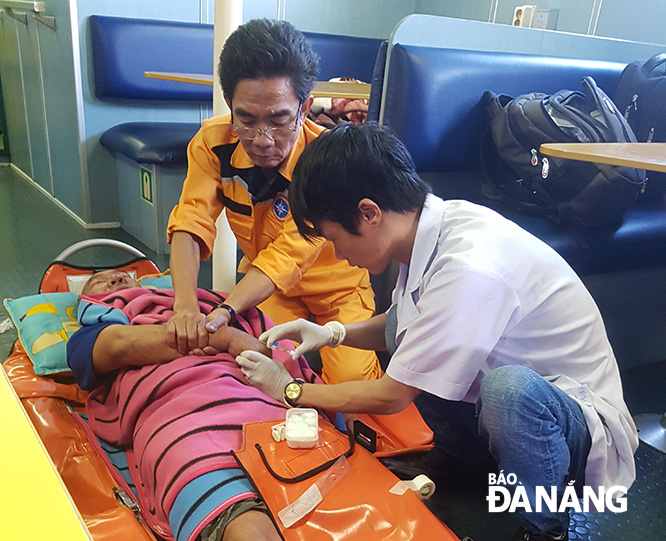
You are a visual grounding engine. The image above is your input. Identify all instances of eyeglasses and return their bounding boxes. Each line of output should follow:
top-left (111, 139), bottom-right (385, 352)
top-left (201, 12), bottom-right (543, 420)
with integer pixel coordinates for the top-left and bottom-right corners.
top-left (233, 102), bottom-right (303, 142)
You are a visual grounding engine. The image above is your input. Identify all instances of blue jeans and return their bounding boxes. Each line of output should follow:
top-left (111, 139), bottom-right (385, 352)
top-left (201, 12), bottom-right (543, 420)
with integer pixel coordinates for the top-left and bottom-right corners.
top-left (415, 365), bottom-right (591, 536)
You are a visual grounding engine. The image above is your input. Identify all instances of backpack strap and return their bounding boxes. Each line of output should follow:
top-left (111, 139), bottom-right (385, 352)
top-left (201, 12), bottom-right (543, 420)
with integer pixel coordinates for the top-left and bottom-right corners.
top-left (483, 90), bottom-right (513, 119)
top-left (644, 52), bottom-right (666, 74)
top-left (581, 76), bottom-right (637, 143)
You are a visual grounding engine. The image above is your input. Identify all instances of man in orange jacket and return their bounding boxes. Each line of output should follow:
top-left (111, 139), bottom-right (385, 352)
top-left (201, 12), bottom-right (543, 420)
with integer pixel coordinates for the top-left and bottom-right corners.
top-left (166, 19), bottom-right (380, 384)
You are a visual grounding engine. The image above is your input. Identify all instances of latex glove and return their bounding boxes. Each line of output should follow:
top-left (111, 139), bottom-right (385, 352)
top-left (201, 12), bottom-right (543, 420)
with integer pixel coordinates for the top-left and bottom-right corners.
top-left (236, 350), bottom-right (293, 402)
top-left (259, 319), bottom-right (346, 360)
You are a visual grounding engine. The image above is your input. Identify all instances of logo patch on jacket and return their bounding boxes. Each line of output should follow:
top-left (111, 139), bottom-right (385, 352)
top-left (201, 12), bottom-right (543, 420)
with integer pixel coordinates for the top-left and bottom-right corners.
top-left (273, 194), bottom-right (290, 221)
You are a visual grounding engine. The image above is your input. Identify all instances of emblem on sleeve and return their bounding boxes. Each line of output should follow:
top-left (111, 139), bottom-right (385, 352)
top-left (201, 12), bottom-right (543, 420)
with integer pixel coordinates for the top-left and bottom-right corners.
top-left (273, 194), bottom-right (290, 221)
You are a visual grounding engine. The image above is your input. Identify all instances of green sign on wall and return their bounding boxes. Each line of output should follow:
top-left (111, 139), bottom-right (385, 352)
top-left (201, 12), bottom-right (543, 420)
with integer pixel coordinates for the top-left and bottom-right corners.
top-left (140, 167), bottom-right (154, 205)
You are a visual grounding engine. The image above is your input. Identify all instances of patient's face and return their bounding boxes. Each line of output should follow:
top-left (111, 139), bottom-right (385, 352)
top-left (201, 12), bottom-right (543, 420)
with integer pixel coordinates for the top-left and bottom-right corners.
top-left (81, 270), bottom-right (141, 295)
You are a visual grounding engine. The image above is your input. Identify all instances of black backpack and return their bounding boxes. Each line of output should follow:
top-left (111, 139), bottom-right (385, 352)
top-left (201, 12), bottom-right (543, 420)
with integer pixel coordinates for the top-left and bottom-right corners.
top-left (480, 76), bottom-right (646, 229)
top-left (612, 52), bottom-right (666, 201)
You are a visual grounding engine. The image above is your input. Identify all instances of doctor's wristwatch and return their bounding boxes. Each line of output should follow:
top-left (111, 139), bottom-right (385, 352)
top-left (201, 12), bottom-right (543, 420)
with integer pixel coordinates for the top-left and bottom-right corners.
top-left (284, 378), bottom-right (305, 407)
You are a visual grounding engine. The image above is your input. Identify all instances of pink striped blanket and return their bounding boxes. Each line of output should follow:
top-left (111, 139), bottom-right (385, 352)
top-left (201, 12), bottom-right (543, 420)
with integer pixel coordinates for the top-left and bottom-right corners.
top-left (81, 288), bottom-right (320, 538)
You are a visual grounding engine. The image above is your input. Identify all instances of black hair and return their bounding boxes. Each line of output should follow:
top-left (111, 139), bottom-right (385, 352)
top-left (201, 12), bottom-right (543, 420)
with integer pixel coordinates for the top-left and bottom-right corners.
top-left (218, 19), bottom-right (319, 103)
top-left (290, 122), bottom-right (431, 241)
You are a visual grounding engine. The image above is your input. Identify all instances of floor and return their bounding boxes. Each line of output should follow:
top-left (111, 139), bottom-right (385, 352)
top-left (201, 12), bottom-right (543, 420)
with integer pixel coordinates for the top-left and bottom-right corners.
top-left (1, 166), bottom-right (665, 540)
top-left (422, 425), bottom-right (666, 540)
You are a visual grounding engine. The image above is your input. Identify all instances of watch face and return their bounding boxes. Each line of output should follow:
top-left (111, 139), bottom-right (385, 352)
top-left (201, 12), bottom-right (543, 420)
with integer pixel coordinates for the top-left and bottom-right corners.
top-left (285, 382), bottom-right (301, 400)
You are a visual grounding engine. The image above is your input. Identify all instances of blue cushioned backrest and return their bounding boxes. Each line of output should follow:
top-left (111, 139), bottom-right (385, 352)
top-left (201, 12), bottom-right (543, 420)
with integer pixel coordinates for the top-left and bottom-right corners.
top-left (382, 45), bottom-right (627, 172)
top-left (89, 16), bottom-right (382, 103)
top-left (90, 15), bottom-right (214, 102)
top-left (304, 32), bottom-right (383, 83)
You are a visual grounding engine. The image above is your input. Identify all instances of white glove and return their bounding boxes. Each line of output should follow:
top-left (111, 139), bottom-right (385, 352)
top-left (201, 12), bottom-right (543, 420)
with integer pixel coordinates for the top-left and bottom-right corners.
top-left (259, 318), bottom-right (346, 359)
top-left (236, 350), bottom-right (293, 402)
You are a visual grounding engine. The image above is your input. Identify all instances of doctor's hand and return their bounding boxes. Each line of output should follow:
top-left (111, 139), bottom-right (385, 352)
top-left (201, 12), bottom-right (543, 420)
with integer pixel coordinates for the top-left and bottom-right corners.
top-left (236, 350), bottom-right (293, 402)
top-left (259, 319), bottom-right (346, 360)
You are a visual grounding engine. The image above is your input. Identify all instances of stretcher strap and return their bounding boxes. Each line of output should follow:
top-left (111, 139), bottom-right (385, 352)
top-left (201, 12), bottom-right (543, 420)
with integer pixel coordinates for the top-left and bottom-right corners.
top-left (254, 431), bottom-right (356, 484)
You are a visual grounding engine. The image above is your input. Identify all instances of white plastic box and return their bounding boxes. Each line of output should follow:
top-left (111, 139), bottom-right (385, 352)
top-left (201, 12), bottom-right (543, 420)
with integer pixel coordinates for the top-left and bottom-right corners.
top-left (285, 408), bottom-right (319, 448)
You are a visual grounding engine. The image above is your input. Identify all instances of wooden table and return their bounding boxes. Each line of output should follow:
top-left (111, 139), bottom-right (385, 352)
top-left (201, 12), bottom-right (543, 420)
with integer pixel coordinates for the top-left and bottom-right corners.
top-left (144, 71), bottom-right (213, 86)
top-left (540, 142), bottom-right (666, 173)
top-left (144, 71), bottom-right (372, 99)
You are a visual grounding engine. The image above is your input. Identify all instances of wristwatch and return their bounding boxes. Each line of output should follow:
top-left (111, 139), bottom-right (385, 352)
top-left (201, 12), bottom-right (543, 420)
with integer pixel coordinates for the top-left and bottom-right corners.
top-left (284, 378), bottom-right (305, 408)
top-left (216, 302), bottom-right (236, 323)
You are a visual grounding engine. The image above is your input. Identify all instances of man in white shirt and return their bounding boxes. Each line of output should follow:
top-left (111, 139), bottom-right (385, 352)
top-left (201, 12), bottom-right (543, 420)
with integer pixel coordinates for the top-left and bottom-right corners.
top-left (235, 122), bottom-right (638, 541)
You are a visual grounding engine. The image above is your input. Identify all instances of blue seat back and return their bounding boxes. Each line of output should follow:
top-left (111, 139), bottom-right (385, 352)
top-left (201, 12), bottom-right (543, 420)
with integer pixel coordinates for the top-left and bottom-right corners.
top-left (304, 32), bottom-right (383, 83)
top-left (90, 15), bottom-right (383, 103)
top-left (90, 15), bottom-right (215, 102)
top-left (382, 45), bottom-right (627, 172)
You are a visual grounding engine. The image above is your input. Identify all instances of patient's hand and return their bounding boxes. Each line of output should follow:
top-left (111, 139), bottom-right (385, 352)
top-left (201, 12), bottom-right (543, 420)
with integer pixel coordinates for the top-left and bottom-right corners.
top-left (201, 326), bottom-right (272, 358)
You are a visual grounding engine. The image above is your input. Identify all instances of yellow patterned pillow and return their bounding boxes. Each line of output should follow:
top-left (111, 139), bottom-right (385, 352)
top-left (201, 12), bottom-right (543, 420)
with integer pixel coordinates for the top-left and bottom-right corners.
top-left (4, 292), bottom-right (81, 376)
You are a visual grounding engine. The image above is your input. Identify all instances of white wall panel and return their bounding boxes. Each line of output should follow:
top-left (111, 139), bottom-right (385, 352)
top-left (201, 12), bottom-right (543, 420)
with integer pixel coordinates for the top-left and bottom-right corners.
top-left (0, 17), bottom-right (32, 177)
top-left (15, 16), bottom-right (52, 194)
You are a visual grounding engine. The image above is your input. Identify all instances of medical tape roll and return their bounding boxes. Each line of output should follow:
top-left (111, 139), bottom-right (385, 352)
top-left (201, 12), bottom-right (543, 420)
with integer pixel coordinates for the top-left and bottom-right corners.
top-left (389, 474), bottom-right (435, 500)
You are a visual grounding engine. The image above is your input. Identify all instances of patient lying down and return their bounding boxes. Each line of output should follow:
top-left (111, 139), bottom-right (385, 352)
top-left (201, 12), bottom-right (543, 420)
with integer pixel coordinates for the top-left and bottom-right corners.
top-left (79, 270), bottom-right (271, 374)
top-left (67, 270), bottom-right (317, 541)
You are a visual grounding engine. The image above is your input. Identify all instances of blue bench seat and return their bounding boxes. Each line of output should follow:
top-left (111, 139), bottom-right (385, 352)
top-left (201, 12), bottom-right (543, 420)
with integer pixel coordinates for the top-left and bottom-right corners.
top-left (383, 45), bottom-right (666, 276)
top-left (100, 122), bottom-right (200, 166)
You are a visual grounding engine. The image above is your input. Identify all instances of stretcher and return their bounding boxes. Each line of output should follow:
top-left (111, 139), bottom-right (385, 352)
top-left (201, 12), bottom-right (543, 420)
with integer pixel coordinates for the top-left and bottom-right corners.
top-left (2, 239), bottom-right (458, 540)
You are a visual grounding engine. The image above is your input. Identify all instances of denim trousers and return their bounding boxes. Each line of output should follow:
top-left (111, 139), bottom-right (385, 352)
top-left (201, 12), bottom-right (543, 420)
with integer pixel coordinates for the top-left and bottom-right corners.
top-left (414, 365), bottom-right (592, 536)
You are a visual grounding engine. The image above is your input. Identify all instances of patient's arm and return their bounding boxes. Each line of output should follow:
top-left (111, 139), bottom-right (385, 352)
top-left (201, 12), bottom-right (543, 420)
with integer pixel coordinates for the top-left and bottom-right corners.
top-left (207, 326), bottom-right (272, 358)
top-left (92, 324), bottom-right (270, 376)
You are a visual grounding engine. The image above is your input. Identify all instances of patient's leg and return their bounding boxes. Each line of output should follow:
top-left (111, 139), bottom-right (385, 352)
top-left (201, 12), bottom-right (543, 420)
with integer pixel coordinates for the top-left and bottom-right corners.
top-left (222, 510), bottom-right (281, 541)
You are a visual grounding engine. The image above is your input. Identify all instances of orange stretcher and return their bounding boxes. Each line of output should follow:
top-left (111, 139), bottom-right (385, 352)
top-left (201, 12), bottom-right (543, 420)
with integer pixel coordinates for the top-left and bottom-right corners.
top-left (2, 239), bottom-right (455, 540)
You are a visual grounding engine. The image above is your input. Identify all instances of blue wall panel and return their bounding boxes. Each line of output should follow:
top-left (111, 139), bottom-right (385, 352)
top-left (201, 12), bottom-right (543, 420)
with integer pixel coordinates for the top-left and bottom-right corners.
top-left (596, 0), bottom-right (666, 46)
